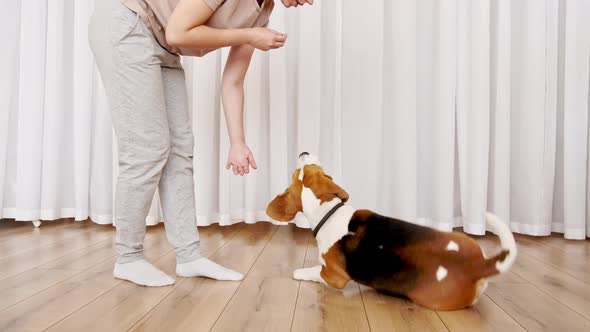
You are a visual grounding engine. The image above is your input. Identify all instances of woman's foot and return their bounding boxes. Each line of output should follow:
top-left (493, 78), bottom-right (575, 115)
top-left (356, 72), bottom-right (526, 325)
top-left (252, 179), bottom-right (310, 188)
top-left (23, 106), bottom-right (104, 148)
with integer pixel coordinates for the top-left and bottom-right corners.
top-left (176, 258), bottom-right (243, 281)
top-left (113, 259), bottom-right (175, 287)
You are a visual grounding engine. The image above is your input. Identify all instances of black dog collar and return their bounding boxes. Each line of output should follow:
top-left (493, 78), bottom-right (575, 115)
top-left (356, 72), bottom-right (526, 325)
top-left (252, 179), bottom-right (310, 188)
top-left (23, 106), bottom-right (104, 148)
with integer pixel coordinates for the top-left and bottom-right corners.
top-left (312, 202), bottom-right (346, 238)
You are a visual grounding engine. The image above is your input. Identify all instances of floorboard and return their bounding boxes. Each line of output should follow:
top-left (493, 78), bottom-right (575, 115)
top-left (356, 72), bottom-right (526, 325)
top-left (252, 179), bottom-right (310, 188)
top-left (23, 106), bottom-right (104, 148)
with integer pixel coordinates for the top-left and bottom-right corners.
top-left (291, 240), bottom-right (371, 332)
top-left (210, 225), bottom-right (309, 332)
top-left (361, 285), bottom-right (449, 332)
top-left (46, 225), bottom-right (242, 332)
top-left (129, 223), bottom-right (276, 332)
top-left (0, 220), bottom-right (588, 332)
top-left (485, 283), bottom-right (590, 331)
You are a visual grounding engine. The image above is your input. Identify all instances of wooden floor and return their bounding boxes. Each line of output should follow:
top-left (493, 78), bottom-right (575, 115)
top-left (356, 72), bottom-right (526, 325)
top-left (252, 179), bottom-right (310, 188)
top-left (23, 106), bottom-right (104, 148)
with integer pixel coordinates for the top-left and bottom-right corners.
top-left (0, 220), bottom-right (589, 332)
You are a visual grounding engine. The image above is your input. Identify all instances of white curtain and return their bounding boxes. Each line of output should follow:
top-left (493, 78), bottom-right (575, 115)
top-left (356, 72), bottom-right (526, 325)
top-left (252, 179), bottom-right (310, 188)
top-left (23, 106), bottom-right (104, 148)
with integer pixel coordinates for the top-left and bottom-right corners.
top-left (1, 0), bottom-right (589, 239)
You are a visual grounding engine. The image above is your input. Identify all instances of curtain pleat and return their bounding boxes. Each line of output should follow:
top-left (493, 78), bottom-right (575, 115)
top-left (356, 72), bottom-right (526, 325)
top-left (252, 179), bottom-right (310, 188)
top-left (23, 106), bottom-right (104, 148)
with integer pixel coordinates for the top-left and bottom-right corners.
top-left (378, 0), bottom-right (417, 222)
top-left (560, 0), bottom-right (590, 239)
top-left (488, 0), bottom-right (512, 229)
top-left (14, 0), bottom-right (48, 221)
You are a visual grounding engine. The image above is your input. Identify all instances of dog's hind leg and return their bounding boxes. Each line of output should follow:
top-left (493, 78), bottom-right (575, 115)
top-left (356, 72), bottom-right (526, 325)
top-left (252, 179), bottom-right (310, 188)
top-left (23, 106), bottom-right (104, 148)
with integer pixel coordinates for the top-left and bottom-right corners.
top-left (471, 279), bottom-right (489, 305)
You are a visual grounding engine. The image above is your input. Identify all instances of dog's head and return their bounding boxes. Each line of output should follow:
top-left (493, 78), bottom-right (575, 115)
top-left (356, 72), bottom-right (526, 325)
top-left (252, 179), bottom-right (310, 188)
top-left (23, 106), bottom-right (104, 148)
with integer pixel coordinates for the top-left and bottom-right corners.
top-left (266, 153), bottom-right (349, 221)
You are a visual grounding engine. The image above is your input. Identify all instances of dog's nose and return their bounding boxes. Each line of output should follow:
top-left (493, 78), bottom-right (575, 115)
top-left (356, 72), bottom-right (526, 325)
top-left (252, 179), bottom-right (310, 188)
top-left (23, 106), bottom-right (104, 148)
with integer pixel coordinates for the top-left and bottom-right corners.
top-left (299, 152), bottom-right (310, 159)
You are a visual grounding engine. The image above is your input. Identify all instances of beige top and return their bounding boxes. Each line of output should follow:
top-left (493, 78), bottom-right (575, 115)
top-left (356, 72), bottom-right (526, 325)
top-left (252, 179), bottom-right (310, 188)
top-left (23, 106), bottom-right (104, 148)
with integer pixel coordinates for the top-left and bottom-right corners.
top-left (121, 0), bottom-right (274, 56)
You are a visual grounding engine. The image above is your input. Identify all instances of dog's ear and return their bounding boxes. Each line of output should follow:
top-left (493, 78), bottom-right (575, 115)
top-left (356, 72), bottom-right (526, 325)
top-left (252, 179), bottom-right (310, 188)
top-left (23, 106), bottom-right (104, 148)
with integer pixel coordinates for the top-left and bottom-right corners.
top-left (329, 180), bottom-right (349, 203)
top-left (304, 166), bottom-right (349, 203)
top-left (266, 192), bottom-right (300, 221)
top-left (318, 180), bottom-right (349, 203)
top-left (266, 170), bottom-right (303, 221)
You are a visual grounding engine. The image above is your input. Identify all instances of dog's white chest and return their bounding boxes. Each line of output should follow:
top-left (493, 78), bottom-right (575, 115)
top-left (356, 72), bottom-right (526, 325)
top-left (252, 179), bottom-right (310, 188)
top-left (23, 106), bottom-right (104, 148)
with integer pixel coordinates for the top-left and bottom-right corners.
top-left (300, 180), bottom-right (355, 266)
top-left (314, 206), bottom-right (355, 265)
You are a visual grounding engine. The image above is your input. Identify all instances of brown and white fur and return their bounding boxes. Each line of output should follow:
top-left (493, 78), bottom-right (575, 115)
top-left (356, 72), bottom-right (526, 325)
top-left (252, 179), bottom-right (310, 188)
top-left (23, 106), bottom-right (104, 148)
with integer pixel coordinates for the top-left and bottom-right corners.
top-left (266, 153), bottom-right (517, 311)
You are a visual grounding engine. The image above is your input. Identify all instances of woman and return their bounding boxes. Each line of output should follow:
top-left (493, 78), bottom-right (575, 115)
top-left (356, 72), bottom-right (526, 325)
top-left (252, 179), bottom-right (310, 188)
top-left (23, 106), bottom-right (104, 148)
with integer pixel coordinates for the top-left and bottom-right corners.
top-left (89, 0), bottom-right (313, 287)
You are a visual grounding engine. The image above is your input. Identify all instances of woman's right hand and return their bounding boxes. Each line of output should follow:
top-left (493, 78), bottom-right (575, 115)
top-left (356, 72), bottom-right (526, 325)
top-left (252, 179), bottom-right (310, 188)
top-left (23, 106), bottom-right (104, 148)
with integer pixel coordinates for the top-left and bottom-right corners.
top-left (248, 28), bottom-right (287, 51)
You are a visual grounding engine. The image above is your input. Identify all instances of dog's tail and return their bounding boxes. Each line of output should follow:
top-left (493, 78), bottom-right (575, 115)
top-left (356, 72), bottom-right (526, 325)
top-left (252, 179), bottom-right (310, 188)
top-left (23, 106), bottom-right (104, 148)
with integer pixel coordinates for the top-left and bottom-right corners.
top-left (474, 212), bottom-right (517, 278)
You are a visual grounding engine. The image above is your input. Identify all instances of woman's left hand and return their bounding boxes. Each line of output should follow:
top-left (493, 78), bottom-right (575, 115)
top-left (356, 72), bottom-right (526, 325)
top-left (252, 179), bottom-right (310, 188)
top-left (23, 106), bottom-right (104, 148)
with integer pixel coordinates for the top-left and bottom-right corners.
top-left (280, 0), bottom-right (314, 8)
top-left (226, 143), bottom-right (258, 176)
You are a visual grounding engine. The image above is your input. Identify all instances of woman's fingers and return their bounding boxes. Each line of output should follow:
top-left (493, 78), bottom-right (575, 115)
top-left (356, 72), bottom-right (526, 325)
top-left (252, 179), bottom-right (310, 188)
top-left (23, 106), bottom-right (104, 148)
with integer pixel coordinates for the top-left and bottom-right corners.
top-left (226, 160), bottom-right (231, 170)
top-left (266, 30), bottom-right (286, 49)
top-left (227, 155), bottom-right (256, 176)
top-left (230, 163), bottom-right (243, 176)
top-left (248, 155), bottom-right (258, 169)
top-left (274, 33), bottom-right (287, 43)
top-left (270, 28), bottom-right (285, 35)
top-left (281, 0), bottom-right (313, 7)
top-left (273, 40), bottom-right (286, 48)
top-left (241, 159), bottom-right (250, 174)
top-left (229, 164), bottom-right (249, 176)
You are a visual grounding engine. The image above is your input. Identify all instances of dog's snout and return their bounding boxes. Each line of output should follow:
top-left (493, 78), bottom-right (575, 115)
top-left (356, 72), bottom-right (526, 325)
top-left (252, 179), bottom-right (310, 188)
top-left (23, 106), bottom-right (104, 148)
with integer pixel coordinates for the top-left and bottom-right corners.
top-left (298, 152), bottom-right (321, 167)
top-left (299, 152), bottom-right (310, 159)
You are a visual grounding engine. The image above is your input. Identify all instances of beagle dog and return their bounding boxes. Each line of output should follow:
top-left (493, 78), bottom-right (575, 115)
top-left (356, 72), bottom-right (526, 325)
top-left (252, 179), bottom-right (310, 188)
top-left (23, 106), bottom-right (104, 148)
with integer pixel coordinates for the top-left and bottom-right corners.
top-left (266, 153), bottom-right (517, 311)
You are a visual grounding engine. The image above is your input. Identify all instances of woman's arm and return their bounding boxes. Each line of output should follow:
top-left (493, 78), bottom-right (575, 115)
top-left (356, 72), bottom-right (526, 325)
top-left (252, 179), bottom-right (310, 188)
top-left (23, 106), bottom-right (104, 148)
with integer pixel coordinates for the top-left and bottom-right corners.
top-left (222, 44), bottom-right (258, 176)
top-left (166, 0), bottom-right (287, 51)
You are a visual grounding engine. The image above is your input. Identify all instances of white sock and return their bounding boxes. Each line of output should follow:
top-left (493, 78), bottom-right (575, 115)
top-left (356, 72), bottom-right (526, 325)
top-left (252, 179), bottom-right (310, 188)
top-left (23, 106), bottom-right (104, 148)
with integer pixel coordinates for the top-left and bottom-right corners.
top-left (176, 257), bottom-right (243, 281)
top-left (113, 260), bottom-right (175, 287)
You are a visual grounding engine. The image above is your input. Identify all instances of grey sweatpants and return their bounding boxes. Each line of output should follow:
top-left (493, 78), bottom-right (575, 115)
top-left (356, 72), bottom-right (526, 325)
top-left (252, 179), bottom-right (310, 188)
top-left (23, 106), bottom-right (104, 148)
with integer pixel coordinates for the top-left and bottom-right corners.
top-left (89, 0), bottom-right (201, 264)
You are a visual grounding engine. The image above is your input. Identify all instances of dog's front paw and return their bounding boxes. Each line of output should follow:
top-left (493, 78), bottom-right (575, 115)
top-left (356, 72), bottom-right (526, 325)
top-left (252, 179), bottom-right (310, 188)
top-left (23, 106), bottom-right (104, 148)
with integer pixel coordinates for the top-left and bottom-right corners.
top-left (293, 266), bottom-right (322, 282)
top-left (293, 268), bottom-right (307, 281)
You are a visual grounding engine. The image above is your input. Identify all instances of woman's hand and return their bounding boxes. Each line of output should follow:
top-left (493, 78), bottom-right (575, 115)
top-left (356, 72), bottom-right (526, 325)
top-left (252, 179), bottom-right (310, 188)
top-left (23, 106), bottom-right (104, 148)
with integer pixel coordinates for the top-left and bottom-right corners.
top-left (248, 27), bottom-right (287, 51)
top-left (226, 143), bottom-right (258, 176)
top-left (280, 0), bottom-right (314, 8)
